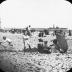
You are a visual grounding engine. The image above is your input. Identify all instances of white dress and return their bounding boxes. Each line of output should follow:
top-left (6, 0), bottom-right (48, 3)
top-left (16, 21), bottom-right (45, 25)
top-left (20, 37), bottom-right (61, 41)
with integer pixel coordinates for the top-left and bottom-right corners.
top-left (5, 38), bottom-right (12, 43)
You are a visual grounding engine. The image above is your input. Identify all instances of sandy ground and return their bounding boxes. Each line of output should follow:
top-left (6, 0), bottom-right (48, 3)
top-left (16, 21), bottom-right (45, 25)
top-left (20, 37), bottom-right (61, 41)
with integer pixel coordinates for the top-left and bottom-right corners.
top-left (0, 51), bottom-right (72, 72)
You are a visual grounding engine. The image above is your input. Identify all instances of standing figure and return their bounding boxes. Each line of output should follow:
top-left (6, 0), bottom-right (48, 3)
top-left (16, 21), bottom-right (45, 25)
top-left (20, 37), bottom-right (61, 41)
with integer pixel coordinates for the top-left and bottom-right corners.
top-left (26, 25), bottom-right (31, 36)
top-left (55, 30), bottom-right (68, 53)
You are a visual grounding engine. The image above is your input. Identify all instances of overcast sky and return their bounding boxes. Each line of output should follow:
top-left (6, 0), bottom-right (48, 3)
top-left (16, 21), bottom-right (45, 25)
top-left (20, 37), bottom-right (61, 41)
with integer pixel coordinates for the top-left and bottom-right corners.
top-left (0, 0), bottom-right (72, 29)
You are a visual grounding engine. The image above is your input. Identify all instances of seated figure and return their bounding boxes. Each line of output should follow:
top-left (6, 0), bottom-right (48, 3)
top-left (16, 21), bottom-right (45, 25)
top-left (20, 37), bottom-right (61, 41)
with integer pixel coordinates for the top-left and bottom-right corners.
top-left (3, 36), bottom-right (12, 46)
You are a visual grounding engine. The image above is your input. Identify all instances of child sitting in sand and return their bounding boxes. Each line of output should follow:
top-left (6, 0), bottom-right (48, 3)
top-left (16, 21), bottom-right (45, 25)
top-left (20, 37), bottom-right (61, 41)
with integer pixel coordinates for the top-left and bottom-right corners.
top-left (2, 36), bottom-right (13, 46)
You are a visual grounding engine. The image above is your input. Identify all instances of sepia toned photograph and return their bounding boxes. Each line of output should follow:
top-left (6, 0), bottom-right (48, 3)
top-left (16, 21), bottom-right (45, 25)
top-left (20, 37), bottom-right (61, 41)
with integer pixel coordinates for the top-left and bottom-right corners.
top-left (0, 0), bottom-right (72, 72)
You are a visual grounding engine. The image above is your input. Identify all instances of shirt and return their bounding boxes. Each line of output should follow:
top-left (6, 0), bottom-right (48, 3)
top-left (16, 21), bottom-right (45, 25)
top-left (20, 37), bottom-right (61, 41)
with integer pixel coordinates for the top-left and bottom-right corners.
top-left (5, 38), bottom-right (12, 43)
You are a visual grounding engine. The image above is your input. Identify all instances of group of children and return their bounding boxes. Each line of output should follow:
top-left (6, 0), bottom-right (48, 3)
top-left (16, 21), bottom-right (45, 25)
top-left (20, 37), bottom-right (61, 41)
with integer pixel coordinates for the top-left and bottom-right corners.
top-left (0, 25), bottom-right (68, 54)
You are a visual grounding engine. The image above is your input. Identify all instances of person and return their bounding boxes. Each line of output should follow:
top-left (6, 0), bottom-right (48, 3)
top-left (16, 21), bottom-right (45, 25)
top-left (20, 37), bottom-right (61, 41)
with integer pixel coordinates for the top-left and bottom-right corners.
top-left (26, 25), bottom-right (31, 36)
top-left (55, 30), bottom-right (68, 53)
top-left (28, 25), bottom-right (31, 31)
top-left (3, 36), bottom-right (13, 46)
top-left (22, 35), bottom-right (31, 54)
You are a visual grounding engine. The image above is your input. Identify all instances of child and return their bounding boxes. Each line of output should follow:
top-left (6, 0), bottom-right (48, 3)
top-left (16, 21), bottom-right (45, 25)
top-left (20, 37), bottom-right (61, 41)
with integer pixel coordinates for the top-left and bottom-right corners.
top-left (55, 30), bottom-right (68, 53)
top-left (3, 36), bottom-right (13, 46)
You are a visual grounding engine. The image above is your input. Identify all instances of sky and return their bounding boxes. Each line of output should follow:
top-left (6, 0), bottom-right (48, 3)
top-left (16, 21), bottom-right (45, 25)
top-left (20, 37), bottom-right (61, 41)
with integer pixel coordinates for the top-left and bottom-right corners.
top-left (0, 0), bottom-right (72, 29)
